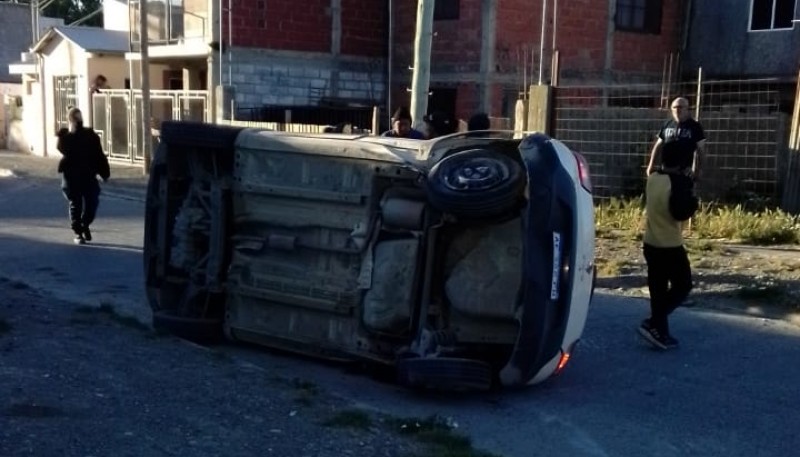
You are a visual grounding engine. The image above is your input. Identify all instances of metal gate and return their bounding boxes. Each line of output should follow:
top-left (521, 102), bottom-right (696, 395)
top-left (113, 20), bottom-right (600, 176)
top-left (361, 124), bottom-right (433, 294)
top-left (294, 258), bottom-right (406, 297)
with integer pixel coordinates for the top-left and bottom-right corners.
top-left (54, 76), bottom-right (78, 132)
top-left (92, 89), bottom-right (209, 163)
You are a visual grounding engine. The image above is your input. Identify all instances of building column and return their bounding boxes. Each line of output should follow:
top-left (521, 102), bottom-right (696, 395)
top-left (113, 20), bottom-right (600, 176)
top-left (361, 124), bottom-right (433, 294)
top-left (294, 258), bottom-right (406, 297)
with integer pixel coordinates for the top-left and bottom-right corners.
top-left (479, 0), bottom-right (497, 114)
top-left (329, 0), bottom-right (342, 98)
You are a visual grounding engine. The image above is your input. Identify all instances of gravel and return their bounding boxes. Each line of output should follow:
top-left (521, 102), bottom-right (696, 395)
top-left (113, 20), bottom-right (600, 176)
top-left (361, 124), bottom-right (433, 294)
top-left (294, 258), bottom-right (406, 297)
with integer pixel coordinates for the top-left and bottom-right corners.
top-left (0, 277), bottom-right (428, 457)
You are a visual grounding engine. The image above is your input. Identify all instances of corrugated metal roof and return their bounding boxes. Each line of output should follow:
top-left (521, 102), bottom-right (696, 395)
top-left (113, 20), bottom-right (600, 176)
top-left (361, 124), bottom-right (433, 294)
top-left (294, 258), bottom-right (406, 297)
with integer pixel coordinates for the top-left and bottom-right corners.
top-left (34, 26), bottom-right (130, 54)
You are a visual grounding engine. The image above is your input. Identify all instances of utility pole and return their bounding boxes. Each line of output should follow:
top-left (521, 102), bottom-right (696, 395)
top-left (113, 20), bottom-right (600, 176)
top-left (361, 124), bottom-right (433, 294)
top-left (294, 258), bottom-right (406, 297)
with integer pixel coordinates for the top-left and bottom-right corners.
top-left (409, 0), bottom-right (434, 130)
top-left (139, 0), bottom-right (152, 173)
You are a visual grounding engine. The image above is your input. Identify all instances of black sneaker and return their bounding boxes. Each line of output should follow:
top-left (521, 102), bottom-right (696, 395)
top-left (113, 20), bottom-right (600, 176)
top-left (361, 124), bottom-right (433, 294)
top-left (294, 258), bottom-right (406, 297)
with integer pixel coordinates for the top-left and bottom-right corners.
top-left (638, 321), bottom-right (678, 350)
top-left (83, 227), bottom-right (92, 242)
top-left (73, 234), bottom-right (86, 245)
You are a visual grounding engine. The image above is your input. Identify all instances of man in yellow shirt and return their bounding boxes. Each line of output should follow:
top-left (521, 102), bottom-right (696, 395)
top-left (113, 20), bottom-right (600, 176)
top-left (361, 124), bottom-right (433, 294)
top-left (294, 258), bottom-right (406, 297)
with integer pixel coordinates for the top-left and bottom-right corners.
top-left (639, 167), bottom-right (694, 350)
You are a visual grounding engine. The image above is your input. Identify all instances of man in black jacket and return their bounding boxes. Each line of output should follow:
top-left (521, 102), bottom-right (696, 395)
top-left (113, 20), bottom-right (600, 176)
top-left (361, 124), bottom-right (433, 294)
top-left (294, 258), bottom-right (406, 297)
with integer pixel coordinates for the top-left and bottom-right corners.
top-left (57, 107), bottom-right (110, 244)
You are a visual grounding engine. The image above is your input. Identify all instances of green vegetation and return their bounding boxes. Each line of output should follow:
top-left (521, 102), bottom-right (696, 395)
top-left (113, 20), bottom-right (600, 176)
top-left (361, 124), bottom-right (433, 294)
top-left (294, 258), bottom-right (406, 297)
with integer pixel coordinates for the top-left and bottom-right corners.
top-left (388, 415), bottom-right (501, 457)
top-left (72, 303), bottom-right (150, 332)
top-left (322, 409), bottom-right (373, 430)
top-left (291, 378), bottom-right (320, 407)
top-left (595, 198), bottom-right (800, 245)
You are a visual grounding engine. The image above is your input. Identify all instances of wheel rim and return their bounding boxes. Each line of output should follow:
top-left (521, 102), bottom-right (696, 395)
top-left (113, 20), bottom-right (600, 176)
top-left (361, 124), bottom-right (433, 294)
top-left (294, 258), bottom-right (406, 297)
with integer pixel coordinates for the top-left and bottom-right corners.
top-left (443, 157), bottom-right (509, 191)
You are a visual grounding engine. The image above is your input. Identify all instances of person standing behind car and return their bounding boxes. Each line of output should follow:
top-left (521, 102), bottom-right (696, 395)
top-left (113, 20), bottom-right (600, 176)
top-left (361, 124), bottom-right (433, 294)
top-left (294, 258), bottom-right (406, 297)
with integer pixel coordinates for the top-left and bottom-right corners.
top-left (57, 107), bottom-right (110, 245)
top-left (646, 97), bottom-right (706, 181)
top-left (381, 106), bottom-right (425, 139)
top-left (422, 110), bottom-right (456, 139)
top-left (638, 165), bottom-right (696, 350)
top-left (467, 112), bottom-right (491, 131)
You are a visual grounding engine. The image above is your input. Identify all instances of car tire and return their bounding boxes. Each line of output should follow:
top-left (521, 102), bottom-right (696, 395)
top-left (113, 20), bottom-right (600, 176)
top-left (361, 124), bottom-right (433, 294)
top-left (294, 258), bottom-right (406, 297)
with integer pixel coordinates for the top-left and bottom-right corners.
top-left (397, 357), bottom-right (493, 391)
top-left (427, 149), bottom-right (525, 220)
top-left (152, 309), bottom-right (223, 344)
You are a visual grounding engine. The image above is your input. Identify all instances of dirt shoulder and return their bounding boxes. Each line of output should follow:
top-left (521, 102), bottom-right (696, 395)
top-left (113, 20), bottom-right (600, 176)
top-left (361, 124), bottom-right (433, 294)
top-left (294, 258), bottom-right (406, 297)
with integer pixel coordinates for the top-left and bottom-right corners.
top-left (0, 277), bottom-right (451, 457)
top-left (595, 235), bottom-right (800, 326)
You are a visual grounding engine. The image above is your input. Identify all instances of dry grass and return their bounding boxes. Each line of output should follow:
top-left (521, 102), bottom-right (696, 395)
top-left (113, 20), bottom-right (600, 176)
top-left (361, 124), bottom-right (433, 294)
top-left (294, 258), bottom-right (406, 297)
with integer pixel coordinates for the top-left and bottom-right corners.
top-left (596, 199), bottom-right (800, 245)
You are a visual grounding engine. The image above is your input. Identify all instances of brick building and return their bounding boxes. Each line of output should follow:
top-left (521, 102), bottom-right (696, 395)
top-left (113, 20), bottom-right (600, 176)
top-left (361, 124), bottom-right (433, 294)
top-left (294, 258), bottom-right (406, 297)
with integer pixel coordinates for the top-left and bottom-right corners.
top-left (201, 0), bottom-right (686, 126)
top-left (220, 0), bottom-right (388, 114)
top-left (391, 0), bottom-right (685, 123)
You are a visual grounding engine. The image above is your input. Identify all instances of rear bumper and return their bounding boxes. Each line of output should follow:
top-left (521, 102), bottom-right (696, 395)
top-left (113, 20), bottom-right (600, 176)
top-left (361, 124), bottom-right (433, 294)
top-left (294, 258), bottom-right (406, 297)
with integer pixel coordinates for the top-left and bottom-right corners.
top-left (499, 133), bottom-right (581, 386)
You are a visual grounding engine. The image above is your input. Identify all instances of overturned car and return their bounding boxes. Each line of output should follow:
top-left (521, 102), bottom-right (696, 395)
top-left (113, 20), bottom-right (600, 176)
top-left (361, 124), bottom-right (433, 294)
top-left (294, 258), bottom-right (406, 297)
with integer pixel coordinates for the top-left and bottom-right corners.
top-left (144, 122), bottom-right (596, 390)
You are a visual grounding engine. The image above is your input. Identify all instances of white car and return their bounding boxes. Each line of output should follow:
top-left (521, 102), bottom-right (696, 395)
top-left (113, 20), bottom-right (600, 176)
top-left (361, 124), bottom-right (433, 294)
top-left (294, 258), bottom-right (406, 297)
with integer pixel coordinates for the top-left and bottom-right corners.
top-left (144, 123), bottom-right (596, 390)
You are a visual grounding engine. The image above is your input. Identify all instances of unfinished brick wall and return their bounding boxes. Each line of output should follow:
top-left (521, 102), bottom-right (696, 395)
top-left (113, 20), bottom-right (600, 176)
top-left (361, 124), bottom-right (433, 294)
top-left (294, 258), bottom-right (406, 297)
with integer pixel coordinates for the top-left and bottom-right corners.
top-left (224, 0), bottom-right (389, 111)
top-left (341, 0), bottom-right (387, 56)
top-left (391, 0), bottom-right (684, 121)
top-left (225, 0), bottom-right (386, 55)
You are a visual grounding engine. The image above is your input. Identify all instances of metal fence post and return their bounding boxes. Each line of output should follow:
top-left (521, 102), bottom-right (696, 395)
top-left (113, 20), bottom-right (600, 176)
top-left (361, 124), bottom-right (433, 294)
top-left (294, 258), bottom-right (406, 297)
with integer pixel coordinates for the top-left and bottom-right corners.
top-left (695, 67), bottom-right (703, 120)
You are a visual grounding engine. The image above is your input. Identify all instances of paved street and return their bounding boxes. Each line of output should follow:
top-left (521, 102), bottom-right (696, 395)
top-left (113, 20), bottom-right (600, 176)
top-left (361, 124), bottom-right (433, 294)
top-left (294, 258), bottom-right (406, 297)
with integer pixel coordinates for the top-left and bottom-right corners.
top-left (1, 152), bottom-right (799, 457)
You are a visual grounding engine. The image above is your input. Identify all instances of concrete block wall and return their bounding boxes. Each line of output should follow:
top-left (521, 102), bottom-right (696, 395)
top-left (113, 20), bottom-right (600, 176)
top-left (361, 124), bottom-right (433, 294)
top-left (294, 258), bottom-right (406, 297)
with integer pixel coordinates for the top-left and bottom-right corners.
top-left (229, 48), bottom-right (385, 108)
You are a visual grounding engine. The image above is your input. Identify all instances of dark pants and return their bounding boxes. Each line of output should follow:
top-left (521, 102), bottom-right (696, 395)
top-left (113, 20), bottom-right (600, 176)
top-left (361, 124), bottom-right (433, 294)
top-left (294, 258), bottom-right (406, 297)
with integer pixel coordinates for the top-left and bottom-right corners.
top-left (62, 179), bottom-right (100, 235)
top-left (643, 243), bottom-right (693, 334)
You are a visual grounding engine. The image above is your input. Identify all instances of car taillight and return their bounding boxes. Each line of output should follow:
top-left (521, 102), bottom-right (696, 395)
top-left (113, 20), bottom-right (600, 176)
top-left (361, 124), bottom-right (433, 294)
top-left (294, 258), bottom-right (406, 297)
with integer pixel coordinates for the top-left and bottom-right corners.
top-left (555, 352), bottom-right (571, 374)
top-left (555, 340), bottom-right (580, 375)
top-left (573, 152), bottom-right (592, 193)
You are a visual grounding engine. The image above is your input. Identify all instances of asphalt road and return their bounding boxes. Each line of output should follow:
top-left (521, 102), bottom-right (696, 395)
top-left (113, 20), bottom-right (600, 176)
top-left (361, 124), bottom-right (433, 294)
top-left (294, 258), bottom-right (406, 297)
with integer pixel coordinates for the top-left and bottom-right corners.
top-left (1, 173), bottom-right (798, 457)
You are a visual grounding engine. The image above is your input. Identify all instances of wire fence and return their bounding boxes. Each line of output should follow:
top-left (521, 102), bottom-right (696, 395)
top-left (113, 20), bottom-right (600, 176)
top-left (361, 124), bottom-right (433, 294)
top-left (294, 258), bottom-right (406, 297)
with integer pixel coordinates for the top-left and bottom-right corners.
top-left (551, 78), bottom-right (792, 202)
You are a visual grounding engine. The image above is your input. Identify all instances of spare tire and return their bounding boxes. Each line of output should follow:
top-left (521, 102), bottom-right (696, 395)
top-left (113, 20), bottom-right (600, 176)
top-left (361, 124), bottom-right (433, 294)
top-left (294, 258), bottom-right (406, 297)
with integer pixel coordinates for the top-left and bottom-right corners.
top-left (427, 149), bottom-right (525, 220)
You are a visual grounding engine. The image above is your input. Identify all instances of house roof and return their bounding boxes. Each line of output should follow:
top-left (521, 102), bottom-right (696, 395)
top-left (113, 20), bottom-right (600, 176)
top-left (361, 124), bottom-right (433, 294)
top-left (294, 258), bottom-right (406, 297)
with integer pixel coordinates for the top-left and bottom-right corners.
top-left (33, 26), bottom-right (129, 54)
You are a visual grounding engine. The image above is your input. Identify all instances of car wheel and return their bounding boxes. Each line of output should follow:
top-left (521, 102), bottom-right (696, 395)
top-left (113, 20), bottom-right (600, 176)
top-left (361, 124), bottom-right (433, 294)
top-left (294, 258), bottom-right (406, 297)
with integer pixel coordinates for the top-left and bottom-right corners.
top-left (427, 149), bottom-right (525, 220)
top-left (152, 309), bottom-right (223, 344)
top-left (397, 357), bottom-right (493, 391)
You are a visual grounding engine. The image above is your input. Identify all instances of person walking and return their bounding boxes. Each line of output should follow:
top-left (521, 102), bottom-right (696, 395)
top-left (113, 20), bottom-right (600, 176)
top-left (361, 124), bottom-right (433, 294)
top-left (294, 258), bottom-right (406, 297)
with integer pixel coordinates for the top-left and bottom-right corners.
top-left (56, 107), bottom-right (110, 245)
top-left (638, 165), bottom-right (697, 350)
top-left (646, 97), bottom-right (706, 180)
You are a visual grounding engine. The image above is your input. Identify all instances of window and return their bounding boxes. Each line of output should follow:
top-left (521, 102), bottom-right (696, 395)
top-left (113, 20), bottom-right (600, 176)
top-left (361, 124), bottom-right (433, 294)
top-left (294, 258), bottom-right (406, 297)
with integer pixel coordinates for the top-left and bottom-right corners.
top-left (750, 0), bottom-right (796, 30)
top-left (53, 76), bottom-right (78, 132)
top-left (616, 0), bottom-right (662, 34)
top-left (434, 0), bottom-right (459, 21)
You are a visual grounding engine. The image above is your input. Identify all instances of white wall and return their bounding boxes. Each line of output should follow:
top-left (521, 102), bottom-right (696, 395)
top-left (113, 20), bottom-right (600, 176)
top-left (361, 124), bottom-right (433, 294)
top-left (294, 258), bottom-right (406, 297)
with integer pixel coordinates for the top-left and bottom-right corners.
top-left (104, 0), bottom-right (131, 32)
top-left (41, 35), bottom-right (89, 156)
top-left (0, 82), bottom-right (23, 149)
top-left (21, 78), bottom-right (43, 155)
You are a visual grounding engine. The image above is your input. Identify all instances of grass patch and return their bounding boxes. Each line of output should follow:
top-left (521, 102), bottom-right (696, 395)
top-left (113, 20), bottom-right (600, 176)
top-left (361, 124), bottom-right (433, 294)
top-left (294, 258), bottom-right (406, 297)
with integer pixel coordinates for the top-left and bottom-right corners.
top-left (388, 415), bottom-right (500, 457)
top-left (291, 377), bottom-right (320, 407)
top-left (692, 205), bottom-right (800, 245)
top-left (291, 378), bottom-right (319, 393)
top-left (323, 409), bottom-right (373, 430)
top-left (596, 198), bottom-right (800, 246)
top-left (0, 318), bottom-right (11, 335)
top-left (596, 257), bottom-right (628, 277)
top-left (595, 197), bottom-right (644, 238)
top-left (73, 304), bottom-right (150, 332)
